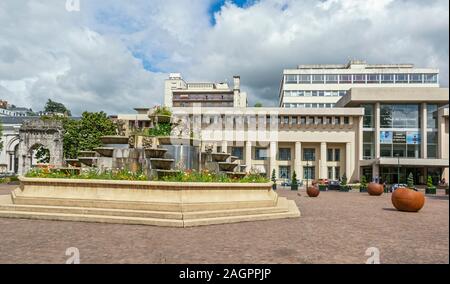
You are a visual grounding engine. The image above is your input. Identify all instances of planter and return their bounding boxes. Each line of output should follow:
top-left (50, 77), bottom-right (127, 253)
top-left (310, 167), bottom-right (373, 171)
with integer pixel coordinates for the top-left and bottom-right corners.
top-left (425, 187), bottom-right (436, 195)
top-left (318, 184), bottom-right (327, 191)
top-left (367, 182), bottom-right (383, 196)
top-left (100, 136), bottom-right (129, 145)
top-left (291, 184), bottom-right (298, 191)
top-left (307, 186), bottom-right (320, 197)
top-left (144, 148), bottom-right (167, 159)
top-left (339, 185), bottom-right (350, 192)
top-left (158, 136), bottom-right (200, 146)
top-left (272, 183), bottom-right (277, 190)
top-left (392, 187), bottom-right (425, 212)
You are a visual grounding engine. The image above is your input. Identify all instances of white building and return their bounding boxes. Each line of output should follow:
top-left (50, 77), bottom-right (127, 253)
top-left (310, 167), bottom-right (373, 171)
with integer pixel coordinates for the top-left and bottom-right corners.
top-left (164, 73), bottom-right (247, 108)
top-left (279, 60), bottom-right (439, 108)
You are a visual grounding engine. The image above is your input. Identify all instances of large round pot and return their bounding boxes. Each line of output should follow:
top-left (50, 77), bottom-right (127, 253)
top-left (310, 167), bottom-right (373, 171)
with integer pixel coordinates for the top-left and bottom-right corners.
top-left (307, 186), bottom-right (320, 197)
top-left (392, 187), bottom-right (425, 212)
top-left (367, 182), bottom-right (384, 196)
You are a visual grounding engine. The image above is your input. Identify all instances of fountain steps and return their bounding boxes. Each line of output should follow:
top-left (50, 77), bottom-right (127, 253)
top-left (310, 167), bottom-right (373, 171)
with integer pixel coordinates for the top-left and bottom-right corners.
top-left (0, 195), bottom-right (299, 227)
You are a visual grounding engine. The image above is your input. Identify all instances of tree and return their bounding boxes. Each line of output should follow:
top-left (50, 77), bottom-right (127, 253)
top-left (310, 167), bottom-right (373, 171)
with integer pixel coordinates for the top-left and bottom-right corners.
top-left (427, 176), bottom-right (434, 188)
top-left (271, 169), bottom-right (276, 183)
top-left (63, 111), bottom-right (117, 158)
top-left (254, 102), bottom-right (263, 107)
top-left (292, 171), bottom-right (298, 185)
top-left (35, 146), bottom-right (50, 163)
top-left (407, 172), bottom-right (414, 189)
top-left (44, 99), bottom-right (71, 116)
top-left (341, 173), bottom-right (348, 186)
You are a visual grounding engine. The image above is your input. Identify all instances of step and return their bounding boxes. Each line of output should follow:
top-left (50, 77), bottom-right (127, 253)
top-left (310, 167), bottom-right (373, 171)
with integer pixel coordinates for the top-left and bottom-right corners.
top-left (0, 210), bottom-right (184, 227)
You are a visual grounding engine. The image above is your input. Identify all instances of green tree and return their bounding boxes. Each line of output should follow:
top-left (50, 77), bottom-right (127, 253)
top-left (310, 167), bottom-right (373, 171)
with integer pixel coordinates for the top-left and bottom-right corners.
top-left (427, 176), bottom-right (434, 188)
top-left (271, 169), bottom-right (276, 183)
top-left (407, 172), bottom-right (414, 188)
top-left (292, 171), bottom-right (298, 185)
top-left (254, 102), bottom-right (263, 107)
top-left (35, 146), bottom-right (50, 163)
top-left (341, 173), bottom-right (348, 186)
top-left (44, 99), bottom-right (71, 116)
top-left (360, 175), bottom-right (368, 188)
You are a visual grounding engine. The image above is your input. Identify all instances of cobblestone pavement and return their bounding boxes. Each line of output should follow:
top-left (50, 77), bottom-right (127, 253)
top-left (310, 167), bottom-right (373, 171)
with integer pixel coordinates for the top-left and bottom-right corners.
top-left (0, 184), bottom-right (448, 264)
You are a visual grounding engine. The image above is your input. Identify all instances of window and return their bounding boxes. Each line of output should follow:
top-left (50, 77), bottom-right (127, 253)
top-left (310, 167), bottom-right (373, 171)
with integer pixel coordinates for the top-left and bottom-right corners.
top-left (231, 147), bottom-right (243, 160)
top-left (380, 144), bottom-right (392, 157)
top-left (335, 167), bottom-right (340, 180)
top-left (427, 131), bottom-right (438, 158)
top-left (307, 117), bottom-right (314, 124)
top-left (344, 117), bottom-right (350, 125)
top-left (303, 148), bottom-right (316, 161)
top-left (328, 167), bottom-right (333, 179)
top-left (312, 91), bottom-right (318, 97)
top-left (367, 74), bottom-right (379, 83)
top-left (299, 75), bottom-right (311, 83)
top-left (362, 104), bottom-right (374, 128)
top-left (363, 131), bottom-right (375, 160)
top-left (255, 148), bottom-right (268, 160)
top-left (316, 117), bottom-right (323, 124)
top-left (326, 74), bottom-right (339, 83)
top-left (278, 148), bottom-right (291, 161)
top-left (291, 116), bottom-right (297, 125)
top-left (312, 75), bottom-right (324, 84)
top-left (427, 104), bottom-right (438, 129)
top-left (381, 74), bottom-right (394, 83)
top-left (380, 104), bottom-right (420, 128)
top-left (395, 74), bottom-right (408, 83)
top-left (303, 166), bottom-right (315, 180)
top-left (334, 149), bottom-right (341, 161)
top-left (353, 74), bottom-right (366, 83)
top-left (300, 117), bottom-right (306, 125)
top-left (318, 91), bottom-right (325, 97)
top-left (279, 166), bottom-right (291, 180)
top-left (285, 75), bottom-right (297, 84)
top-left (335, 117), bottom-right (341, 125)
top-left (409, 74), bottom-right (422, 83)
top-left (424, 74), bottom-right (438, 83)
top-left (339, 74), bottom-right (352, 83)
top-left (327, 149), bottom-right (333, 161)
top-left (325, 117), bottom-right (332, 124)
top-left (339, 91), bottom-right (346, 96)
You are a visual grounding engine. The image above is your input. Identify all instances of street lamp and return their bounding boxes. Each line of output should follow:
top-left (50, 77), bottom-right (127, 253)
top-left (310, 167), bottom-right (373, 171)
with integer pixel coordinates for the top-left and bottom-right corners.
top-left (305, 158), bottom-right (310, 189)
top-left (395, 153), bottom-right (400, 184)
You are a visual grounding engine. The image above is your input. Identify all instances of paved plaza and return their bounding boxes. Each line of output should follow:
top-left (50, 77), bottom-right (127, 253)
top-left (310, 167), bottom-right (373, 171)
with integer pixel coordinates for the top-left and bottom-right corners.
top-left (0, 184), bottom-right (448, 264)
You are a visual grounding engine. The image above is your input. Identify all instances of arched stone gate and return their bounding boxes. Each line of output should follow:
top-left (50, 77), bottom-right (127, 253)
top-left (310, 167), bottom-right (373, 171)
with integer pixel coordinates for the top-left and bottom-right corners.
top-left (18, 119), bottom-right (64, 175)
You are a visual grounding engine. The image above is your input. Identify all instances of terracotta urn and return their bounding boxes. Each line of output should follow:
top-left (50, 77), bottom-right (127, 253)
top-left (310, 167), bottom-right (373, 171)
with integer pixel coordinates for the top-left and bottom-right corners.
top-left (306, 186), bottom-right (320, 197)
top-left (367, 182), bottom-right (384, 196)
top-left (392, 187), bottom-right (425, 212)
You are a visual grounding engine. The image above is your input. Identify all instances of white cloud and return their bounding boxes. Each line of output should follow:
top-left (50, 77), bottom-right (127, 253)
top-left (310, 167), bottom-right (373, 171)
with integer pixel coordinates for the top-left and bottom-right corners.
top-left (0, 0), bottom-right (448, 113)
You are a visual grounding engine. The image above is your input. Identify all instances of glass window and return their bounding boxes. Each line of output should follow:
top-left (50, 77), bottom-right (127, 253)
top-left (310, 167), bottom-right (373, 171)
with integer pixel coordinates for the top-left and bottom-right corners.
top-left (380, 104), bottom-right (420, 129)
top-left (318, 91), bottom-right (325, 97)
top-left (353, 74), bottom-right (366, 83)
top-left (407, 144), bottom-right (420, 158)
top-left (362, 104), bottom-right (374, 128)
top-left (424, 74), bottom-right (438, 83)
top-left (427, 104), bottom-right (438, 129)
top-left (279, 166), bottom-right (291, 179)
top-left (303, 166), bottom-right (315, 180)
top-left (303, 148), bottom-right (316, 161)
top-left (393, 144), bottom-right (406, 157)
top-left (367, 74), bottom-right (379, 83)
top-left (339, 91), bottom-right (346, 97)
top-left (278, 148), bottom-right (291, 161)
top-left (327, 149), bottom-right (333, 161)
top-left (307, 117), bottom-right (314, 124)
top-left (339, 74), bottom-right (352, 83)
top-left (285, 75), bottom-right (297, 84)
top-left (255, 148), bottom-right (268, 160)
top-left (380, 144), bottom-right (392, 157)
top-left (427, 131), bottom-right (438, 158)
top-left (381, 74), bottom-right (395, 83)
top-left (316, 117), bottom-right (323, 124)
top-left (312, 75), bottom-right (324, 84)
top-left (395, 74), bottom-right (408, 83)
top-left (300, 117), bottom-right (306, 124)
top-left (312, 91), bottom-right (318, 97)
top-left (335, 117), bottom-right (341, 125)
top-left (328, 167), bottom-right (333, 179)
top-left (291, 116), bottom-right (297, 125)
top-left (344, 117), bottom-right (350, 125)
top-left (325, 117), bottom-right (332, 124)
top-left (335, 167), bottom-right (340, 180)
top-left (326, 74), bottom-right (339, 83)
top-left (409, 74), bottom-right (422, 83)
top-left (304, 91), bottom-right (311, 97)
top-left (334, 149), bottom-right (341, 161)
top-left (299, 75), bottom-right (311, 83)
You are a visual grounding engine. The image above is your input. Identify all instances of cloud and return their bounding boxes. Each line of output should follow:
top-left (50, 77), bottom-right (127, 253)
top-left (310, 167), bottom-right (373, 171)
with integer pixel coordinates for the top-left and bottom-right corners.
top-left (0, 0), bottom-right (448, 114)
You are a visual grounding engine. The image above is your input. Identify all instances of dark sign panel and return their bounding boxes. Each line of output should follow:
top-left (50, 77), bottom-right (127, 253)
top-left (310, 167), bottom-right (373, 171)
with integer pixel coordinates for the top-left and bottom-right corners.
top-left (393, 132), bottom-right (406, 143)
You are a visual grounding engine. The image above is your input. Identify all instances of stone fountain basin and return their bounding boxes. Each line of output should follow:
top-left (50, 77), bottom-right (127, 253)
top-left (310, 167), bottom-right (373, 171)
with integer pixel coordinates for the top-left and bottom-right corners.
top-left (230, 156), bottom-right (239, 162)
top-left (211, 153), bottom-right (231, 162)
top-left (158, 136), bottom-right (199, 146)
top-left (78, 151), bottom-right (97, 158)
top-left (148, 114), bottom-right (171, 124)
top-left (226, 172), bottom-right (247, 179)
top-left (94, 147), bottom-right (114, 157)
top-left (218, 162), bottom-right (238, 172)
top-left (150, 158), bottom-right (174, 170)
top-left (65, 159), bottom-right (81, 167)
top-left (145, 148), bottom-right (167, 159)
top-left (78, 157), bottom-right (97, 166)
top-left (100, 136), bottom-right (129, 145)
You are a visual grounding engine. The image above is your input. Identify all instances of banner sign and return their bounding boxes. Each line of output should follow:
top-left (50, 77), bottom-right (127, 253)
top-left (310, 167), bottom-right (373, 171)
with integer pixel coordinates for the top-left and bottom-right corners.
top-left (380, 131), bottom-right (392, 144)
top-left (406, 132), bottom-right (420, 144)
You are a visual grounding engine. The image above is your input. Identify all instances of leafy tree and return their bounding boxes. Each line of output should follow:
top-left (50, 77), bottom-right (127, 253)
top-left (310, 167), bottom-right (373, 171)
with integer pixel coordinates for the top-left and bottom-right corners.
top-left (44, 99), bottom-right (71, 116)
top-left (407, 172), bottom-right (415, 188)
top-left (341, 173), bottom-right (348, 186)
top-left (35, 146), bottom-right (50, 163)
top-left (360, 175), bottom-right (368, 188)
top-left (291, 171), bottom-right (298, 185)
top-left (254, 102), bottom-right (263, 107)
top-left (271, 169), bottom-right (276, 183)
top-left (427, 176), bottom-right (434, 188)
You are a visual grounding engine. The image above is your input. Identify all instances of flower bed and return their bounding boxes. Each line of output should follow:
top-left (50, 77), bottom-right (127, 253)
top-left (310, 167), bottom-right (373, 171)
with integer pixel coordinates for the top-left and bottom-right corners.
top-left (157, 170), bottom-right (269, 183)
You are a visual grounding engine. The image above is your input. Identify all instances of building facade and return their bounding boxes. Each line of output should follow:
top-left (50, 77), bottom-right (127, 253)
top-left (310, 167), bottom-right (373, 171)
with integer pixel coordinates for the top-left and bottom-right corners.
top-left (118, 87), bottom-right (449, 185)
top-left (279, 60), bottom-right (439, 109)
top-left (164, 73), bottom-right (247, 108)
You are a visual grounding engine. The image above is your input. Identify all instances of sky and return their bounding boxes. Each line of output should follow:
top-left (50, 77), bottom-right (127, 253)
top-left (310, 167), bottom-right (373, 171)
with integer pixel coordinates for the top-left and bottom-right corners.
top-left (0, 0), bottom-right (448, 115)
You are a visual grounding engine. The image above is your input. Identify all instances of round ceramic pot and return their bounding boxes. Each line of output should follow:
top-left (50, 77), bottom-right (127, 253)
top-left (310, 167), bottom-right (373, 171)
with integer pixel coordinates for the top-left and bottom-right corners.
top-left (391, 187), bottom-right (425, 212)
top-left (307, 186), bottom-right (320, 197)
top-left (367, 182), bottom-right (384, 196)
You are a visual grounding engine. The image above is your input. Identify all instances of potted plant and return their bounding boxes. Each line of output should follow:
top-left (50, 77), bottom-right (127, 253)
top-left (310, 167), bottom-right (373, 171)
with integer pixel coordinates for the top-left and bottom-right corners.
top-left (425, 176), bottom-right (436, 195)
top-left (360, 176), bottom-right (368, 192)
top-left (339, 174), bottom-right (350, 192)
top-left (271, 169), bottom-right (277, 190)
top-left (391, 172), bottom-right (425, 212)
top-left (291, 171), bottom-right (298, 191)
top-left (318, 182), bottom-right (327, 191)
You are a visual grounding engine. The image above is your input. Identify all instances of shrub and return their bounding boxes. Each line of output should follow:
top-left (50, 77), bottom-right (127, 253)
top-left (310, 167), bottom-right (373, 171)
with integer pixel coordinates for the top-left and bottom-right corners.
top-left (148, 122), bottom-right (172, 137)
top-left (340, 173), bottom-right (347, 186)
top-left (26, 168), bottom-right (148, 181)
top-left (157, 170), bottom-right (269, 183)
top-left (407, 172), bottom-right (414, 189)
top-left (271, 169), bottom-right (276, 184)
top-left (291, 171), bottom-right (298, 186)
top-left (427, 176), bottom-right (434, 188)
top-left (151, 106), bottom-right (172, 116)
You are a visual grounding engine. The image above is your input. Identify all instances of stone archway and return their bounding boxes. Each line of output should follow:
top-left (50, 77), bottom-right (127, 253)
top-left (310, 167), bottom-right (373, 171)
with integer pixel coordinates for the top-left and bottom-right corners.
top-left (18, 119), bottom-right (64, 175)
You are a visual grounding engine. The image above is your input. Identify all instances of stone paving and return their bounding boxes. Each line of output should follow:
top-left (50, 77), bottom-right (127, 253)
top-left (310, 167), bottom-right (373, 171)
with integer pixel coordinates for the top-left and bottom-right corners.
top-left (0, 184), bottom-right (448, 264)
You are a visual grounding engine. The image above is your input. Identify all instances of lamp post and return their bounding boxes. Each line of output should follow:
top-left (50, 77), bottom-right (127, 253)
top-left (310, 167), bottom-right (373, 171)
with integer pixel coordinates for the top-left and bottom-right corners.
top-left (305, 158), bottom-right (310, 189)
top-left (396, 154), bottom-right (400, 184)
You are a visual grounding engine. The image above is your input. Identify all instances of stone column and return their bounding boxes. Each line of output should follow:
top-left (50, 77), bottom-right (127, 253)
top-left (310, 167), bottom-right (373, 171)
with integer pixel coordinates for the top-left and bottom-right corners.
top-left (269, 141), bottom-right (277, 179)
top-left (221, 140), bottom-right (228, 154)
top-left (421, 103), bottom-right (427, 159)
top-left (245, 141), bottom-right (252, 172)
top-left (346, 142), bottom-right (352, 180)
top-left (294, 142), bottom-right (302, 180)
top-left (374, 102), bottom-right (381, 158)
top-left (320, 142), bottom-right (327, 179)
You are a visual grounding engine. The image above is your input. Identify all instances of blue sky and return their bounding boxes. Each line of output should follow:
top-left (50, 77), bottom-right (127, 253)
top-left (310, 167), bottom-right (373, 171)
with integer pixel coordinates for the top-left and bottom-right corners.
top-left (208, 0), bottom-right (255, 25)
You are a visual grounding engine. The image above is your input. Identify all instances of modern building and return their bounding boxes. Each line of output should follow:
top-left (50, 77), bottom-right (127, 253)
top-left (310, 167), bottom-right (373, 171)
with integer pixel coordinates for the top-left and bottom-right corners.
top-left (279, 60), bottom-right (439, 109)
top-left (117, 86), bottom-right (449, 185)
top-left (0, 100), bottom-right (35, 117)
top-left (164, 73), bottom-right (247, 108)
